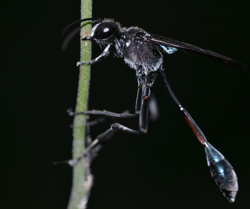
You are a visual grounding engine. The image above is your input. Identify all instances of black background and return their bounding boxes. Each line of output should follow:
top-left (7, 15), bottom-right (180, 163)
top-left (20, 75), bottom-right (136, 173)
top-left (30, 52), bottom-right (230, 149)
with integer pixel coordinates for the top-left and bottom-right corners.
top-left (1, 0), bottom-right (250, 209)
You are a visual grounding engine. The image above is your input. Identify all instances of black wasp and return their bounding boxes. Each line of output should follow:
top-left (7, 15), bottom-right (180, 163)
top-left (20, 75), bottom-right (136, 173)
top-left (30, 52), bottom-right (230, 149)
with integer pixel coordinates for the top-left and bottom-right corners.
top-left (64, 18), bottom-right (247, 203)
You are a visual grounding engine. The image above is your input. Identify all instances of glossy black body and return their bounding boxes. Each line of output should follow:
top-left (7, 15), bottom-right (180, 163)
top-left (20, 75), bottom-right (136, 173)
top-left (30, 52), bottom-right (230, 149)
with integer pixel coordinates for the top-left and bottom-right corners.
top-left (69, 18), bottom-right (245, 203)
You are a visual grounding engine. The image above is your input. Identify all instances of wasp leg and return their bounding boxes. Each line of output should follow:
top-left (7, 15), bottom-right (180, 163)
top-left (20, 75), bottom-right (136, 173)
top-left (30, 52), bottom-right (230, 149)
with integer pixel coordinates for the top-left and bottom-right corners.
top-left (148, 93), bottom-right (159, 121)
top-left (77, 44), bottom-right (111, 66)
top-left (138, 72), bottom-right (157, 133)
top-left (68, 123), bottom-right (141, 166)
top-left (67, 108), bottom-right (138, 118)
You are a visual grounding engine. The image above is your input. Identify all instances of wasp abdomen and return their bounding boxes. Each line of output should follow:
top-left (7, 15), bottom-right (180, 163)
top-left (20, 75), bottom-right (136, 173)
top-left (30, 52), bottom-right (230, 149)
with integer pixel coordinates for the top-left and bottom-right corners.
top-left (209, 158), bottom-right (238, 202)
top-left (205, 142), bottom-right (238, 203)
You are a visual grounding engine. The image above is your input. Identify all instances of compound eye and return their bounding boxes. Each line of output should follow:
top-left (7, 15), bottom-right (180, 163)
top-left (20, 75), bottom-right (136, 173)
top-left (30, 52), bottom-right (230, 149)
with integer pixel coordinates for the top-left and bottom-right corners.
top-left (93, 22), bottom-right (118, 40)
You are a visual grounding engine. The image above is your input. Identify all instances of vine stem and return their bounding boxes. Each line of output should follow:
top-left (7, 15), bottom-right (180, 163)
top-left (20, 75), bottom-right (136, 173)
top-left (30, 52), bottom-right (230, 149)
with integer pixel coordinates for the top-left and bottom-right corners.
top-left (67, 1), bottom-right (92, 209)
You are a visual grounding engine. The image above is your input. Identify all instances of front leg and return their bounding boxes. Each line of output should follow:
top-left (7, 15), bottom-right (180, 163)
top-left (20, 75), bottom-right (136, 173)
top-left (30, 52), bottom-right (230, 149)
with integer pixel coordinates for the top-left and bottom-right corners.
top-left (77, 44), bottom-right (111, 66)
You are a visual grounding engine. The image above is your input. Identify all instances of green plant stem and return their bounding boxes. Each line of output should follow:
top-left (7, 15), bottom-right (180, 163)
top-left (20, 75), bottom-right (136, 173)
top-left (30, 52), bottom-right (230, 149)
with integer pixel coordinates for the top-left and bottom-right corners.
top-left (67, 1), bottom-right (92, 209)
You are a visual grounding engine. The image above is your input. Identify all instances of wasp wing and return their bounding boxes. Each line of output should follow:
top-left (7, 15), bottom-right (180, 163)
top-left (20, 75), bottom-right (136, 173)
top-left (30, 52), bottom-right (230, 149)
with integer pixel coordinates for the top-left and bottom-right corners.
top-left (144, 34), bottom-right (247, 69)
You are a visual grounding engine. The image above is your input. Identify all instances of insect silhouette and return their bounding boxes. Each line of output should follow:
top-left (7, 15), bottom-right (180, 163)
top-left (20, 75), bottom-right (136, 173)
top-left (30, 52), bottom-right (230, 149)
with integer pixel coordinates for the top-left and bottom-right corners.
top-left (64, 18), bottom-right (247, 203)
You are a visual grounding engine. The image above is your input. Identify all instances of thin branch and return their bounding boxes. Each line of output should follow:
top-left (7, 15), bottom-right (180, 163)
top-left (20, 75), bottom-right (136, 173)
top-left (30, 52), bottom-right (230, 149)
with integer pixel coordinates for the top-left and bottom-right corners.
top-left (67, 1), bottom-right (92, 209)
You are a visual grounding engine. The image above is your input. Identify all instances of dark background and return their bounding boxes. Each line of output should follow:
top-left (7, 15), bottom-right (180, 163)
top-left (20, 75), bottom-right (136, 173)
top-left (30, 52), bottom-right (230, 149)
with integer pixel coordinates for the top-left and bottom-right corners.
top-left (1, 0), bottom-right (250, 208)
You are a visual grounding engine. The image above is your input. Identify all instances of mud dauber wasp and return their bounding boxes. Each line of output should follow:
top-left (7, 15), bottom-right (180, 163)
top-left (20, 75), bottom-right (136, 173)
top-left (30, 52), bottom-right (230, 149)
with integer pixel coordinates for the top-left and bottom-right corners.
top-left (63, 18), bottom-right (247, 203)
